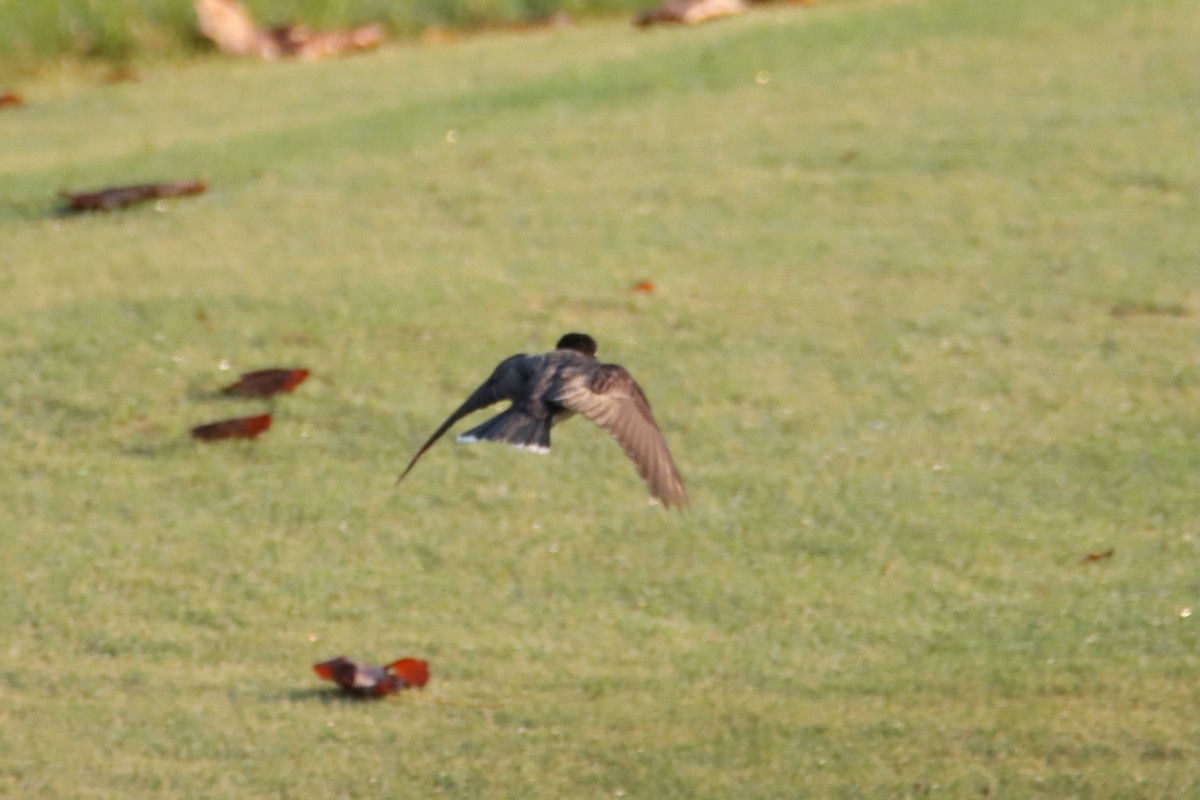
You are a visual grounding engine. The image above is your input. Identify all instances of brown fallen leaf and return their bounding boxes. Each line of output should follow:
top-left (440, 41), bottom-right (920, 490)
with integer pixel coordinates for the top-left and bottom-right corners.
top-left (630, 279), bottom-right (657, 294)
top-left (1080, 548), bottom-right (1114, 564)
top-left (195, 0), bottom-right (384, 60)
top-left (1109, 300), bottom-right (1192, 319)
top-left (313, 656), bottom-right (430, 697)
top-left (221, 368), bottom-right (311, 398)
top-left (195, 0), bottom-right (269, 56)
top-left (190, 413), bottom-right (272, 441)
top-left (271, 23), bottom-right (385, 61)
top-left (61, 180), bottom-right (209, 212)
top-left (0, 91), bottom-right (24, 108)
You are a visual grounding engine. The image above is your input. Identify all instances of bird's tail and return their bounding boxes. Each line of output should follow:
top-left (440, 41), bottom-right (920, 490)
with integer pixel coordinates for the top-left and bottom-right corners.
top-left (457, 410), bottom-right (551, 453)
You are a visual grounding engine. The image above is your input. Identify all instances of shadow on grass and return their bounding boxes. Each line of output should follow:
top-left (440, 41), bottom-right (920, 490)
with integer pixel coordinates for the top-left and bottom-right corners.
top-left (281, 687), bottom-right (398, 705)
top-left (0, 196), bottom-right (204, 225)
top-left (0, 197), bottom-right (66, 225)
top-left (184, 384), bottom-right (245, 403)
top-left (117, 430), bottom-right (271, 458)
top-left (119, 441), bottom-right (190, 459)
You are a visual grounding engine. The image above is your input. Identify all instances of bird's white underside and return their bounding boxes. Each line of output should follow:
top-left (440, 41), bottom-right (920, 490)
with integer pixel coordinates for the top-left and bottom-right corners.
top-left (456, 433), bottom-right (550, 455)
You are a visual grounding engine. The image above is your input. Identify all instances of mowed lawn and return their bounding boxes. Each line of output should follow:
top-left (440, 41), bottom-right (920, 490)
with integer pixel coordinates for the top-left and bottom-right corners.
top-left (1, 0), bottom-right (1197, 797)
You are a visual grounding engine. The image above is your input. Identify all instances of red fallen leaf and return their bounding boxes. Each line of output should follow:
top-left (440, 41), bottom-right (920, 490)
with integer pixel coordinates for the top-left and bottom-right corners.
top-left (0, 91), bottom-right (24, 108)
top-left (61, 179), bottom-right (208, 212)
top-left (222, 368), bottom-right (311, 398)
top-left (630, 279), bottom-right (656, 294)
top-left (1081, 548), bottom-right (1114, 564)
top-left (313, 656), bottom-right (430, 696)
top-left (190, 414), bottom-right (272, 441)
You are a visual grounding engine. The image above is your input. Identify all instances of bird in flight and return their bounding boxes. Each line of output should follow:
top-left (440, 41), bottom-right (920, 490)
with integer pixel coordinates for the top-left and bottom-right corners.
top-left (397, 333), bottom-right (688, 508)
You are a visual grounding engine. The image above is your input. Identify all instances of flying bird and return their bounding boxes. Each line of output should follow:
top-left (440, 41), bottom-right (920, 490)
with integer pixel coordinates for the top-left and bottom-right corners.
top-left (312, 656), bottom-right (430, 697)
top-left (397, 333), bottom-right (688, 508)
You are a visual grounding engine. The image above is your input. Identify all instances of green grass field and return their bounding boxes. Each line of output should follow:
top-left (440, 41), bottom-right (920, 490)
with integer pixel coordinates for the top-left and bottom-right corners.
top-left (2, 0), bottom-right (1198, 796)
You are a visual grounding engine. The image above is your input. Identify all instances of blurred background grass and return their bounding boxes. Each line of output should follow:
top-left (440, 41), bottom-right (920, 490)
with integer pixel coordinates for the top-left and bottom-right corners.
top-left (0, 0), bottom-right (651, 65)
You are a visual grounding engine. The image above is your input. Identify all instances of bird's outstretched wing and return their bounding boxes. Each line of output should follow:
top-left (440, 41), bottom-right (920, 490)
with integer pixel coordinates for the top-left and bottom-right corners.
top-left (553, 364), bottom-right (688, 508)
top-left (397, 357), bottom-right (522, 483)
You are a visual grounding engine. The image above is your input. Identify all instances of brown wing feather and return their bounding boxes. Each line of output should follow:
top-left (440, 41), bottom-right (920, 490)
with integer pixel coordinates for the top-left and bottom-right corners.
top-left (554, 365), bottom-right (688, 508)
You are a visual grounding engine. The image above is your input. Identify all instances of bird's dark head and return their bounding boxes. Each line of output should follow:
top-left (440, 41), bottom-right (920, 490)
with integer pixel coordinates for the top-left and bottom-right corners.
top-left (555, 332), bottom-right (598, 358)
